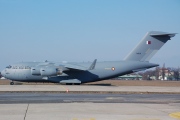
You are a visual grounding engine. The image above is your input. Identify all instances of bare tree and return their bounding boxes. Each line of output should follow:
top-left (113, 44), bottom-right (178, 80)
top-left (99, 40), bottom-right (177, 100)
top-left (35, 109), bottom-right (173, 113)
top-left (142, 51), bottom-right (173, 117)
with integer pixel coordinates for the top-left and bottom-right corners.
top-left (141, 70), bottom-right (156, 80)
top-left (166, 67), bottom-right (173, 80)
top-left (155, 67), bottom-right (160, 80)
top-left (162, 63), bottom-right (165, 80)
top-left (136, 66), bottom-right (180, 81)
top-left (173, 67), bottom-right (180, 81)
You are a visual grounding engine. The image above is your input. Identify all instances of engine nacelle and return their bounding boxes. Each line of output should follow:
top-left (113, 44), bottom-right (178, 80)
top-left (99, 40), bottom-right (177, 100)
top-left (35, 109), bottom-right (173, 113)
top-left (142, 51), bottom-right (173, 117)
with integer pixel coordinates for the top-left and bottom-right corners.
top-left (31, 66), bottom-right (63, 76)
top-left (40, 67), bottom-right (62, 76)
top-left (31, 67), bottom-right (41, 75)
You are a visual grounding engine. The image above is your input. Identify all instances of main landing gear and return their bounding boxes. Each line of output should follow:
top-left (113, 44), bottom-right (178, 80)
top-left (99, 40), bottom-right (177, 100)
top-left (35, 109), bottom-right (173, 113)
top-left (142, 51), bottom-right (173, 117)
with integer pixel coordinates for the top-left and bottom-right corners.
top-left (65, 83), bottom-right (81, 85)
top-left (10, 81), bottom-right (14, 85)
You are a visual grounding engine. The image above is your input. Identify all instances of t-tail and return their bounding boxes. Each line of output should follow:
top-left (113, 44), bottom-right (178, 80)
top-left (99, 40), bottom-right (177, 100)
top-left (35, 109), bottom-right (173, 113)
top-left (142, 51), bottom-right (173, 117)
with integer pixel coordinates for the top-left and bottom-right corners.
top-left (124, 31), bottom-right (176, 62)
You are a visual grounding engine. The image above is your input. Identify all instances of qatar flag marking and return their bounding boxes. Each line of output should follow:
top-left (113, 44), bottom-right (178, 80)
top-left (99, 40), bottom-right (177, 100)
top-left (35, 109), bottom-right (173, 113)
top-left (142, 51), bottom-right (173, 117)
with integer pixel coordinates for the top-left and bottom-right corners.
top-left (146, 41), bottom-right (151, 44)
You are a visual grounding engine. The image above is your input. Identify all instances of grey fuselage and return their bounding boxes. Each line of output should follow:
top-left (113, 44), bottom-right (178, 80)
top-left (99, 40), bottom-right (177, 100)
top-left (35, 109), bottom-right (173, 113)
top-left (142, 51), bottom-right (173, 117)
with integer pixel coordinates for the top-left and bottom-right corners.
top-left (1, 61), bottom-right (158, 83)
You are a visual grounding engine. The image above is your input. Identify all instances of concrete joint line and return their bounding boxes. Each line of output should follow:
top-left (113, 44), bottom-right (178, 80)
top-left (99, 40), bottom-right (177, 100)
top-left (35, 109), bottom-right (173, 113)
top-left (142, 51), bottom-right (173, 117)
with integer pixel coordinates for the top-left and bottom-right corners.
top-left (24, 104), bottom-right (29, 120)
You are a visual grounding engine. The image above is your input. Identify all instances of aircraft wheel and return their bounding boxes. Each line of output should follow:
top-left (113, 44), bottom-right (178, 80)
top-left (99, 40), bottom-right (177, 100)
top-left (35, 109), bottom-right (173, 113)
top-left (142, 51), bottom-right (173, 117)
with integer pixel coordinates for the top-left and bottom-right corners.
top-left (74, 83), bottom-right (81, 85)
top-left (66, 83), bottom-right (73, 85)
top-left (10, 82), bottom-right (14, 85)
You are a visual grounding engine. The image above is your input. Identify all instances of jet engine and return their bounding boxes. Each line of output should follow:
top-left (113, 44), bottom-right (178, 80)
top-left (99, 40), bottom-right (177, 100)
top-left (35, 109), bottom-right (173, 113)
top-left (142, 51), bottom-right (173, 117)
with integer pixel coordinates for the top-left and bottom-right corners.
top-left (31, 67), bottom-right (41, 75)
top-left (31, 66), bottom-right (63, 76)
top-left (40, 67), bottom-right (57, 76)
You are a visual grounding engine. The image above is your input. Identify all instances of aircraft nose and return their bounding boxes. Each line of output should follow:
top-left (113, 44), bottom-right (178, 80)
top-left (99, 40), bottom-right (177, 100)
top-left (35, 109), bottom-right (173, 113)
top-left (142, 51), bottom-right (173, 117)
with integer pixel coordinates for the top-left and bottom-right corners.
top-left (1, 69), bottom-right (5, 77)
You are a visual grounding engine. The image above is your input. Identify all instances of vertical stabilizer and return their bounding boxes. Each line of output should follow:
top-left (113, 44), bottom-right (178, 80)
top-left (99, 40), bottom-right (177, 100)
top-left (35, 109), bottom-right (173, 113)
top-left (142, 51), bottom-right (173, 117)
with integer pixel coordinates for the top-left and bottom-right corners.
top-left (124, 31), bottom-right (176, 62)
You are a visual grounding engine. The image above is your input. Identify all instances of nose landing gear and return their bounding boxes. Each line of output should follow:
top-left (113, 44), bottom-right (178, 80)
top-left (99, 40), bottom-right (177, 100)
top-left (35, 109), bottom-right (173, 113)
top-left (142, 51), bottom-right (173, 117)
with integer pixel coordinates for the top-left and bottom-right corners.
top-left (10, 81), bottom-right (14, 85)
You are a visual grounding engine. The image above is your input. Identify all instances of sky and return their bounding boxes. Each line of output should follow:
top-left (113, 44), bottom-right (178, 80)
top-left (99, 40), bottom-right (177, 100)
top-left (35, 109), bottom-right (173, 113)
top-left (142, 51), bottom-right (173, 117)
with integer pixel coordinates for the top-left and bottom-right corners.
top-left (0, 0), bottom-right (180, 71)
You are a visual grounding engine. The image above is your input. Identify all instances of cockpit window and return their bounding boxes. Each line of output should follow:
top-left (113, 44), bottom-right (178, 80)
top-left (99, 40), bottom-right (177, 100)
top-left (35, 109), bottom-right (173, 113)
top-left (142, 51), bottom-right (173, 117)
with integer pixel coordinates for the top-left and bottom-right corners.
top-left (26, 66), bottom-right (31, 69)
top-left (6, 65), bottom-right (31, 69)
top-left (19, 66), bottom-right (25, 69)
top-left (6, 65), bottom-right (12, 68)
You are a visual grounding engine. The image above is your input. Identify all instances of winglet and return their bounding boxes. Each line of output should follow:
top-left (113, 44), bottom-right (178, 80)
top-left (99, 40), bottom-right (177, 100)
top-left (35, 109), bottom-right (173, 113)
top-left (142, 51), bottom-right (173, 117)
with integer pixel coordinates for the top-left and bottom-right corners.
top-left (89, 59), bottom-right (97, 70)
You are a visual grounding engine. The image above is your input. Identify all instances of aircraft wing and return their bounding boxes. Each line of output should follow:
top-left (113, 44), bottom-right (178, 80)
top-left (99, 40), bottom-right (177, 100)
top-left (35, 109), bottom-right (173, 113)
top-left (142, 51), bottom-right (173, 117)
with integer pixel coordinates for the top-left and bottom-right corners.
top-left (60, 59), bottom-right (97, 71)
top-left (63, 63), bottom-right (87, 71)
top-left (34, 62), bottom-right (87, 72)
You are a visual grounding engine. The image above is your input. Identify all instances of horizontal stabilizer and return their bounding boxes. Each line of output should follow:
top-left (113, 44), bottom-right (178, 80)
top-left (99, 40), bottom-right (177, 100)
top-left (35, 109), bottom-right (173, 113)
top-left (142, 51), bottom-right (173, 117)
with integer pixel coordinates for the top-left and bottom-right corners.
top-left (150, 33), bottom-right (176, 38)
top-left (132, 68), bottom-right (147, 72)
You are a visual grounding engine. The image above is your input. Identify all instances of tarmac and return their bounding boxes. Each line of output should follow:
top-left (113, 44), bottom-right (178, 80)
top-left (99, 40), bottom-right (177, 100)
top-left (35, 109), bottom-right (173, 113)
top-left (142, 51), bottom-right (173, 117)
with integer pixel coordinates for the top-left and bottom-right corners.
top-left (0, 85), bottom-right (180, 120)
top-left (0, 85), bottom-right (180, 94)
top-left (0, 103), bottom-right (180, 120)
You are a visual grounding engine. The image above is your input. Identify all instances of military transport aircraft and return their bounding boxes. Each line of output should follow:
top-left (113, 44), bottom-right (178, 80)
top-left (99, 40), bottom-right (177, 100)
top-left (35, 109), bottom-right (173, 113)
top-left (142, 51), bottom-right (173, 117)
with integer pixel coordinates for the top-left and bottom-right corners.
top-left (1, 31), bottom-right (176, 85)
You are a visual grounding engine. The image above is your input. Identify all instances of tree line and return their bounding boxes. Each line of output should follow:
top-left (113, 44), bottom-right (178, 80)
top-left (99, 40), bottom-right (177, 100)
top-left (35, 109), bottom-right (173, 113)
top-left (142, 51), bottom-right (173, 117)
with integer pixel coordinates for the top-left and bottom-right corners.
top-left (139, 67), bottom-right (180, 81)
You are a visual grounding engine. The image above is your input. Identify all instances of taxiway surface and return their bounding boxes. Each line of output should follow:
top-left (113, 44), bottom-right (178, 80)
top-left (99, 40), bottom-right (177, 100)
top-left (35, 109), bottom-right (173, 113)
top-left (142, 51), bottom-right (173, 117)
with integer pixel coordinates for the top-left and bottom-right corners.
top-left (0, 93), bottom-right (180, 120)
top-left (0, 85), bottom-right (180, 94)
top-left (0, 85), bottom-right (180, 120)
top-left (0, 93), bottom-right (180, 104)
